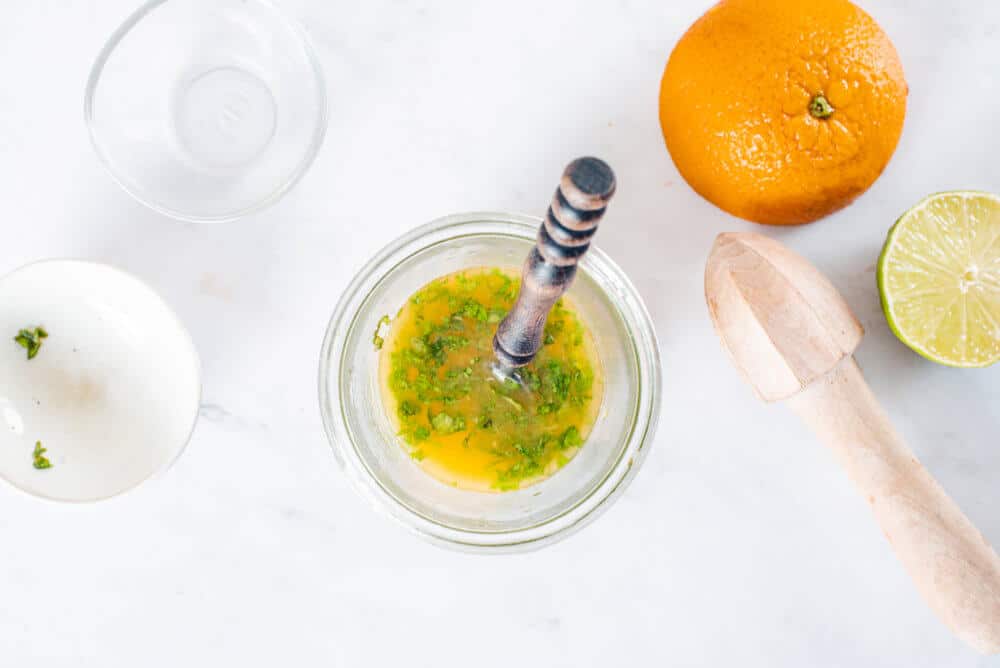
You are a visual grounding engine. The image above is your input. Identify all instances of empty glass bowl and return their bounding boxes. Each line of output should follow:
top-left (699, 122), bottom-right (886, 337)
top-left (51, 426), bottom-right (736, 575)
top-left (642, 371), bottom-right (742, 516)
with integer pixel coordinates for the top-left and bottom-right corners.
top-left (319, 213), bottom-right (662, 551)
top-left (85, 0), bottom-right (327, 222)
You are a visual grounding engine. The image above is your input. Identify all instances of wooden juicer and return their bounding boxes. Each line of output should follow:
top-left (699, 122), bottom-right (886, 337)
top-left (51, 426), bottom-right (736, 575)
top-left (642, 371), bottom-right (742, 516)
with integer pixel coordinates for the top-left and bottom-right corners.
top-left (705, 232), bottom-right (1000, 654)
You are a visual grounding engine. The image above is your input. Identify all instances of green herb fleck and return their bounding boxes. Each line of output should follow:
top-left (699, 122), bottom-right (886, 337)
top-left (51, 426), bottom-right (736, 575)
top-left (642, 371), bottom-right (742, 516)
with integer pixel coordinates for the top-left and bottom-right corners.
top-left (15, 326), bottom-right (48, 360)
top-left (494, 459), bottom-right (544, 490)
top-left (431, 412), bottom-right (466, 434)
top-left (560, 426), bottom-right (583, 450)
top-left (458, 299), bottom-right (489, 323)
top-left (372, 315), bottom-right (390, 350)
top-left (543, 319), bottom-right (564, 345)
top-left (519, 369), bottom-right (541, 392)
top-left (32, 441), bottom-right (52, 470)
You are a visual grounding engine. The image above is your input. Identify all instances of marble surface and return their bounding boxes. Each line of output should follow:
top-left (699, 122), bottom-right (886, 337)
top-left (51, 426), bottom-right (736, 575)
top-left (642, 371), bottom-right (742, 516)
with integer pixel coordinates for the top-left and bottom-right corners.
top-left (2, 1), bottom-right (999, 665)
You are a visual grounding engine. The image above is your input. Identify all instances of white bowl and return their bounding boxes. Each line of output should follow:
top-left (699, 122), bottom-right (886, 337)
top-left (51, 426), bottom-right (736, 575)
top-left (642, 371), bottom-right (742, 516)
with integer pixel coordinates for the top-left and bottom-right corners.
top-left (0, 261), bottom-right (201, 502)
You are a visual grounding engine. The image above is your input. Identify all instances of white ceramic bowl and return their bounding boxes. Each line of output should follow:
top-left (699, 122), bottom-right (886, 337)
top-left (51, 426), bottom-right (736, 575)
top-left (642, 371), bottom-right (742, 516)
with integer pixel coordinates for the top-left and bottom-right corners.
top-left (0, 261), bottom-right (201, 502)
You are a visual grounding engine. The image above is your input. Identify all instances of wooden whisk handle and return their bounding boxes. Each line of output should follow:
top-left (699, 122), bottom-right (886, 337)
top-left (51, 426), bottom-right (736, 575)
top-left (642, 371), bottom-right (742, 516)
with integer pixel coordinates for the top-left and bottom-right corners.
top-left (493, 157), bottom-right (616, 367)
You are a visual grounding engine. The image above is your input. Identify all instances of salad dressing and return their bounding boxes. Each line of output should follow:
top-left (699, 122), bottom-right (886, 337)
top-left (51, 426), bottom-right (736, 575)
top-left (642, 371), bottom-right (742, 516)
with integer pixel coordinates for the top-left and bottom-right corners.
top-left (378, 267), bottom-right (603, 491)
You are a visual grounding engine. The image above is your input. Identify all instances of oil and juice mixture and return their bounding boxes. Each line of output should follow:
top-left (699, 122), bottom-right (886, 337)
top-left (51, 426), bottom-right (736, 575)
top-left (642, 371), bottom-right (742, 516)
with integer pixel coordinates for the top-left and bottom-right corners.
top-left (377, 268), bottom-right (603, 492)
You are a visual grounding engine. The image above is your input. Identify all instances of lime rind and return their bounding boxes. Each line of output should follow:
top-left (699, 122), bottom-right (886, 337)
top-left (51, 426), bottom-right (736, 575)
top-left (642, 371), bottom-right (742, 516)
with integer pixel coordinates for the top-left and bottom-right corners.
top-left (877, 191), bottom-right (1000, 368)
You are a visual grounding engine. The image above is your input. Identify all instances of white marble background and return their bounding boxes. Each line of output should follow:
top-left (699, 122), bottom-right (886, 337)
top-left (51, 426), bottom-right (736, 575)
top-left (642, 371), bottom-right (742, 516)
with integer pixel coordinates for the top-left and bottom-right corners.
top-left (2, 1), bottom-right (999, 665)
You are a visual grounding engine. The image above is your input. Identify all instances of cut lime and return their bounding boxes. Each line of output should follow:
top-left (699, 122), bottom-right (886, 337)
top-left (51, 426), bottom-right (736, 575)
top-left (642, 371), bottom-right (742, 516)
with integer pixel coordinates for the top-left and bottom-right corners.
top-left (878, 191), bottom-right (1000, 367)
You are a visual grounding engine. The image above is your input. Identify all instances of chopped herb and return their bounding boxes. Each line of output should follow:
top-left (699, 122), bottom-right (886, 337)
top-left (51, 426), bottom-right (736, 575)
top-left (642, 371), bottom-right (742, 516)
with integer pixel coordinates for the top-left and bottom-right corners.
top-left (372, 315), bottom-right (390, 350)
top-left (514, 436), bottom-right (549, 460)
top-left (543, 319), bottom-right (564, 345)
top-left (14, 326), bottom-right (48, 360)
top-left (560, 426), bottom-right (583, 450)
top-left (431, 412), bottom-right (454, 432)
top-left (32, 441), bottom-right (52, 470)
top-left (519, 369), bottom-right (541, 392)
top-left (458, 299), bottom-right (489, 322)
top-left (495, 459), bottom-right (544, 490)
top-left (431, 412), bottom-right (466, 434)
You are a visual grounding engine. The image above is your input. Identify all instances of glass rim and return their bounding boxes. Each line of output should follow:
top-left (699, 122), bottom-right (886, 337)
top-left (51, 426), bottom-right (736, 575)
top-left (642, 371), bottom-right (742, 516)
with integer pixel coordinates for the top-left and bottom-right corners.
top-left (83, 0), bottom-right (329, 224)
top-left (318, 212), bottom-right (662, 552)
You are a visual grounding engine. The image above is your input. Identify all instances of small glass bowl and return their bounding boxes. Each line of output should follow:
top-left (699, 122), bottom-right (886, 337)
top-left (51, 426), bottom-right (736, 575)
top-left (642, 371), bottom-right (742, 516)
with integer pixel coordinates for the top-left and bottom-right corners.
top-left (319, 213), bottom-right (661, 551)
top-left (84, 0), bottom-right (327, 223)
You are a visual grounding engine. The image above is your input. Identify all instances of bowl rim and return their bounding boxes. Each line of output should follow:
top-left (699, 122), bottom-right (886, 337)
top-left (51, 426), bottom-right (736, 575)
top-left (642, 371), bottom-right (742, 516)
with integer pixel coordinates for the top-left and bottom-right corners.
top-left (83, 0), bottom-right (329, 224)
top-left (318, 212), bottom-right (662, 552)
top-left (0, 258), bottom-right (203, 503)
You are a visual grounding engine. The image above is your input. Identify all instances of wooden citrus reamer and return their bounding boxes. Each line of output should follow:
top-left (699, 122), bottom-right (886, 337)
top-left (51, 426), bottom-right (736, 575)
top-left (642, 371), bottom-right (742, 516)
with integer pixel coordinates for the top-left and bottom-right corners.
top-left (705, 232), bottom-right (1000, 654)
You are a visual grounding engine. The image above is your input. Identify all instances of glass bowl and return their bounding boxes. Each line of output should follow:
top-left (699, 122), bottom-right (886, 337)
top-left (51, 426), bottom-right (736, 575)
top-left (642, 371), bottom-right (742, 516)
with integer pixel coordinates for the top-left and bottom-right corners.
top-left (84, 0), bottom-right (327, 223)
top-left (319, 213), bottom-right (661, 551)
top-left (0, 260), bottom-right (201, 502)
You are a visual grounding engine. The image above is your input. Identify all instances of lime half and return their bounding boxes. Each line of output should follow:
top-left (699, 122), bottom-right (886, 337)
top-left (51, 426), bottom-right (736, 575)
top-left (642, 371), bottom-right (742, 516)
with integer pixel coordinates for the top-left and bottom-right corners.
top-left (878, 191), bottom-right (1000, 367)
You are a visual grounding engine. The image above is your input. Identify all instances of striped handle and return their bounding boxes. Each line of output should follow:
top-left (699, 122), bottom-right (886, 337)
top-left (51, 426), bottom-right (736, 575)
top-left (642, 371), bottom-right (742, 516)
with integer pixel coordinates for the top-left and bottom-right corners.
top-left (493, 157), bottom-right (616, 367)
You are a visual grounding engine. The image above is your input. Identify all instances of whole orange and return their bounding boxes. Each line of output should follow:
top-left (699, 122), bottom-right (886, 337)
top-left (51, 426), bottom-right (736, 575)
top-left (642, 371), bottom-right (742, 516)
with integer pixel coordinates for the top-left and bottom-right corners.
top-left (659, 0), bottom-right (907, 225)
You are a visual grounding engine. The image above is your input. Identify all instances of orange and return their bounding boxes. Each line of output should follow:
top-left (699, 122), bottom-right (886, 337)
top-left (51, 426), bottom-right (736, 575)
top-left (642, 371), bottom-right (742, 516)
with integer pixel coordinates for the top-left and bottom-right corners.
top-left (659, 0), bottom-right (907, 225)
